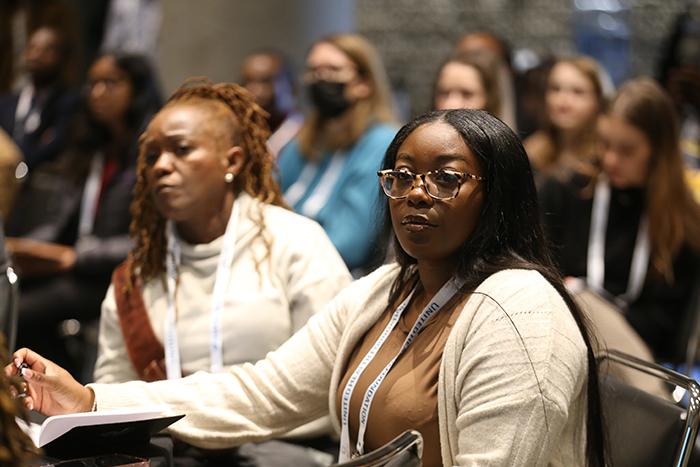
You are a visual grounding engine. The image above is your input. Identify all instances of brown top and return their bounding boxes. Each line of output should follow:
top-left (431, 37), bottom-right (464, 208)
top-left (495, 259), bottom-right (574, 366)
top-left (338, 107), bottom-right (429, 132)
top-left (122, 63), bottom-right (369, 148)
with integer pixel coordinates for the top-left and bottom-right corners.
top-left (336, 286), bottom-right (465, 467)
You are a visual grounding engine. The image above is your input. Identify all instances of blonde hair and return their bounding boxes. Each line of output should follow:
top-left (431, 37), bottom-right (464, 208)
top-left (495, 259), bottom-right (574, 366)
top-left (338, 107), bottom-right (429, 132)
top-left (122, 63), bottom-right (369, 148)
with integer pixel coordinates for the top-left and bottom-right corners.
top-left (608, 78), bottom-right (700, 281)
top-left (532, 55), bottom-right (606, 174)
top-left (297, 33), bottom-right (396, 159)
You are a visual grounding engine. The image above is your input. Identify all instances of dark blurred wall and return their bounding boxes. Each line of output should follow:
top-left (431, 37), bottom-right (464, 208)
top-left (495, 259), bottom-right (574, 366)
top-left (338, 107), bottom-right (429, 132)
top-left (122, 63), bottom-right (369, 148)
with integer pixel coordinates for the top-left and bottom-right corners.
top-left (158, 0), bottom-right (355, 97)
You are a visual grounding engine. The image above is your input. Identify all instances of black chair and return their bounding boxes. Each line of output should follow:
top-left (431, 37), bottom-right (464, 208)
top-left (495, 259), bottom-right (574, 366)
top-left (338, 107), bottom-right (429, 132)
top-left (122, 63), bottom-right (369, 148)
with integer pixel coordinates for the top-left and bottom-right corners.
top-left (676, 266), bottom-right (700, 373)
top-left (329, 430), bottom-right (423, 467)
top-left (0, 214), bottom-right (19, 355)
top-left (599, 349), bottom-right (700, 467)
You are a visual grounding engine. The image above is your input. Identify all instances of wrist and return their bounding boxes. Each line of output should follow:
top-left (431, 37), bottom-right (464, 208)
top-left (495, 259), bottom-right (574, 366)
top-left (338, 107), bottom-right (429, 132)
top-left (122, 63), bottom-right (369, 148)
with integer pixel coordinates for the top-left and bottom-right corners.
top-left (85, 386), bottom-right (96, 413)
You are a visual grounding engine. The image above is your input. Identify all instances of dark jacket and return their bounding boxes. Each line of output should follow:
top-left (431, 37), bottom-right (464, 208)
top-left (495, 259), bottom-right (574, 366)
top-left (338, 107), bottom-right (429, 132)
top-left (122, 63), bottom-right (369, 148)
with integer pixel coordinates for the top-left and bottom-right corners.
top-left (0, 85), bottom-right (79, 171)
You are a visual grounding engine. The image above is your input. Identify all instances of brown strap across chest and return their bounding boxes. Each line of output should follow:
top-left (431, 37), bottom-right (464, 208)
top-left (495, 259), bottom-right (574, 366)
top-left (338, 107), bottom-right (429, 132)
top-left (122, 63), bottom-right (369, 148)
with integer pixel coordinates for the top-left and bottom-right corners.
top-left (112, 262), bottom-right (168, 382)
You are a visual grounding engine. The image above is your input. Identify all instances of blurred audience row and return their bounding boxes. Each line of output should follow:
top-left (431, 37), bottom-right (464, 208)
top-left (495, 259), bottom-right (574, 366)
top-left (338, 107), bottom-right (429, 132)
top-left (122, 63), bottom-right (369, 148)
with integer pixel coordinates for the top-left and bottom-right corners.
top-left (2, 3), bottom-right (700, 466)
top-left (1, 0), bottom-right (700, 426)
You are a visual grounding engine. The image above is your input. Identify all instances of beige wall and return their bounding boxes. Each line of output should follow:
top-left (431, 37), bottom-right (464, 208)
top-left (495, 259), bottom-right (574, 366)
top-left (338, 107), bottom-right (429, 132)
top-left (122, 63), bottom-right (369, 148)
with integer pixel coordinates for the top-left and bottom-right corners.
top-left (157, 0), bottom-right (355, 96)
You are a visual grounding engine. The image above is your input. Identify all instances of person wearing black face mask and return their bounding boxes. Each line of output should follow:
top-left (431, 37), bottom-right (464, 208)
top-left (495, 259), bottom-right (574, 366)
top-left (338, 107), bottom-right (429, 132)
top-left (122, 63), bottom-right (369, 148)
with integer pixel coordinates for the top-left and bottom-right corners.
top-left (309, 79), bottom-right (351, 118)
top-left (278, 34), bottom-right (398, 276)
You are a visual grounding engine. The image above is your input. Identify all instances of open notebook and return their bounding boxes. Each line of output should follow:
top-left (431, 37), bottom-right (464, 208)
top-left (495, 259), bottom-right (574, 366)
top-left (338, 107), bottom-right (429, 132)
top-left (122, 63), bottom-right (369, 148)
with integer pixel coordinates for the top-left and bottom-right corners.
top-left (17, 405), bottom-right (184, 454)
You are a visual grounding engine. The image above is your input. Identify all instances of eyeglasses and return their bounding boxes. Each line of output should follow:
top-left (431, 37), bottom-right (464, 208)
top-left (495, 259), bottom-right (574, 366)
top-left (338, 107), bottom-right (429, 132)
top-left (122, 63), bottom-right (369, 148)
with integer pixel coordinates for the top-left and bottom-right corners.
top-left (85, 76), bottom-right (129, 93)
top-left (301, 65), bottom-right (359, 85)
top-left (378, 169), bottom-right (484, 200)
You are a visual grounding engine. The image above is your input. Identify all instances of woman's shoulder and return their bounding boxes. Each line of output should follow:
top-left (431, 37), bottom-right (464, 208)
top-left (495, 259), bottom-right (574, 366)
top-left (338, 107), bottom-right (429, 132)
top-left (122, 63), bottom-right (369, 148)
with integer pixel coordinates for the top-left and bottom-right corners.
top-left (473, 268), bottom-right (559, 301)
top-left (276, 139), bottom-right (304, 170)
top-left (465, 269), bottom-right (575, 328)
top-left (458, 268), bottom-right (587, 365)
top-left (523, 131), bottom-right (550, 164)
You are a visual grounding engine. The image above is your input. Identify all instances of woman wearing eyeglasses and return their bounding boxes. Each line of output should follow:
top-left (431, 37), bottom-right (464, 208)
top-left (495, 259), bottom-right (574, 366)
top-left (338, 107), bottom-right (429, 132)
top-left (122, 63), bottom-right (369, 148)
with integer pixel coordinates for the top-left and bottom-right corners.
top-left (8, 108), bottom-right (605, 467)
top-left (278, 33), bottom-right (398, 275)
top-left (8, 53), bottom-right (161, 378)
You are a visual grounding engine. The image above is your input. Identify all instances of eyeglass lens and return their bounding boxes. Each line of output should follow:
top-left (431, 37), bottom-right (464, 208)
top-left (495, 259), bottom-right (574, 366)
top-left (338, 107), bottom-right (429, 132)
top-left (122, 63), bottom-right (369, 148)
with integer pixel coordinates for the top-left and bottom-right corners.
top-left (382, 172), bottom-right (460, 199)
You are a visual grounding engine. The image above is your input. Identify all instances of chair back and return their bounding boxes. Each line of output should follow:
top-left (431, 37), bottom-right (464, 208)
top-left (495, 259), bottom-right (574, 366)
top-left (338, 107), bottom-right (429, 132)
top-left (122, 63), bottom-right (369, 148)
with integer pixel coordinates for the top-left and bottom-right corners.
top-left (678, 265), bottom-right (700, 370)
top-left (599, 350), bottom-right (700, 467)
top-left (329, 430), bottom-right (423, 467)
top-left (0, 215), bottom-right (18, 355)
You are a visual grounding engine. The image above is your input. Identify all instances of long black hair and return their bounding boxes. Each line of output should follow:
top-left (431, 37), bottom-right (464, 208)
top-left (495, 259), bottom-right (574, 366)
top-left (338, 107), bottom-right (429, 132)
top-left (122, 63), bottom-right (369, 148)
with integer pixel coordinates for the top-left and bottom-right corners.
top-left (379, 108), bottom-right (606, 466)
top-left (67, 52), bottom-right (162, 179)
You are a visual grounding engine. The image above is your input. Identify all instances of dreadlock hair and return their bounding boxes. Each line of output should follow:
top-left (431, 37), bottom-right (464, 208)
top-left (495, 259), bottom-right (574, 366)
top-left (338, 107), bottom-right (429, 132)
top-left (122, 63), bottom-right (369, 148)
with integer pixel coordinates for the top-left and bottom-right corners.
top-left (126, 78), bottom-right (288, 289)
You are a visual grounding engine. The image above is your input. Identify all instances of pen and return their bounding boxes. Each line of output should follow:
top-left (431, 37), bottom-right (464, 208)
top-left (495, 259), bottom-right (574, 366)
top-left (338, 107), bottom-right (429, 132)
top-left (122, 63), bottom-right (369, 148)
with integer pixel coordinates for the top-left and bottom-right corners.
top-left (10, 363), bottom-right (29, 398)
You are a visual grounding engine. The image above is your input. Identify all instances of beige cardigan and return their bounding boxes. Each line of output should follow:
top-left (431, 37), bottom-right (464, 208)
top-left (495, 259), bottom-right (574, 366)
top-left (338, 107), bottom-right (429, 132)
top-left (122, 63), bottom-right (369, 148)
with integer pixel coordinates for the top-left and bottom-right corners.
top-left (90, 265), bottom-right (589, 466)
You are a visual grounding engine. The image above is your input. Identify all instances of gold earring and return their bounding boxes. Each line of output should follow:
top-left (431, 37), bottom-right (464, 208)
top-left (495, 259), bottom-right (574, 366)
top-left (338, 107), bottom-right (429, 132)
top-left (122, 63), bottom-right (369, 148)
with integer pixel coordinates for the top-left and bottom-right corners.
top-left (225, 173), bottom-right (234, 183)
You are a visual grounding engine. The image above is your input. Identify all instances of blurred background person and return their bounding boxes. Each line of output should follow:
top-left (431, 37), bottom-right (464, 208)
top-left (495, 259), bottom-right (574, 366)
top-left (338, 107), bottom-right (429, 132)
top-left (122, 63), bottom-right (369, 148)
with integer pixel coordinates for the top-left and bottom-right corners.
top-left (514, 57), bottom-right (555, 140)
top-left (455, 30), bottom-right (517, 132)
top-left (240, 50), bottom-right (303, 159)
top-left (0, 25), bottom-right (79, 174)
top-left (0, 128), bottom-right (22, 225)
top-left (7, 52), bottom-right (161, 381)
top-left (659, 8), bottom-right (700, 170)
top-left (278, 33), bottom-right (397, 275)
top-left (0, 0), bottom-right (78, 94)
top-left (657, 8), bottom-right (700, 200)
top-left (432, 49), bottom-right (502, 119)
top-left (539, 78), bottom-right (700, 366)
top-left (524, 55), bottom-right (608, 180)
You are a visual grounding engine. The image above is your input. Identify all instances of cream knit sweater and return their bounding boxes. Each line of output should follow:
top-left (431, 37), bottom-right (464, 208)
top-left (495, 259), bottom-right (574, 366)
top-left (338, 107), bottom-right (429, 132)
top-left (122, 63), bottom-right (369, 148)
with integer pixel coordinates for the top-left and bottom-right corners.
top-left (93, 192), bottom-right (352, 382)
top-left (90, 264), bottom-right (589, 466)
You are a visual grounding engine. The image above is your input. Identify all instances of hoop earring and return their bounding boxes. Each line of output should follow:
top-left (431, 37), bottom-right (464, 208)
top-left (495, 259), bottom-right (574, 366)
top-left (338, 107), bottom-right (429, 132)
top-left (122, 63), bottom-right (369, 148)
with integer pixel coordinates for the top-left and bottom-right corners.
top-left (225, 173), bottom-right (234, 183)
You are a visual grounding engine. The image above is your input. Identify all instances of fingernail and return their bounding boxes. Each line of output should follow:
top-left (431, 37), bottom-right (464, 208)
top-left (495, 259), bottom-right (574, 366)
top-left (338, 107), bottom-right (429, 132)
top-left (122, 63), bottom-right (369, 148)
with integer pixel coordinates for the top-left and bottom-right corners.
top-left (14, 358), bottom-right (21, 368)
top-left (23, 369), bottom-right (33, 379)
top-left (27, 401), bottom-right (33, 410)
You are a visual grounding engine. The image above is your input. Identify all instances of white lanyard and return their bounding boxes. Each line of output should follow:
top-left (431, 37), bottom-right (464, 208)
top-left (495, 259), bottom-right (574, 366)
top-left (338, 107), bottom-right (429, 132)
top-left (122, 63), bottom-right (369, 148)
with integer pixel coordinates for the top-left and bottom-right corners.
top-left (14, 84), bottom-right (41, 140)
top-left (283, 151), bottom-right (346, 219)
top-left (300, 151), bottom-right (346, 219)
top-left (78, 152), bottom-right (105, 238)
top-left (164, 197), bottom-right (241, 379)
top-left (283, 162), bottom-right (318, 207)
top-left (587, 176), bottom-right (650, 306)
top-left (338, 276), bottom-right (466, 462)
top-left (267, 114), bottom-right (303, 157)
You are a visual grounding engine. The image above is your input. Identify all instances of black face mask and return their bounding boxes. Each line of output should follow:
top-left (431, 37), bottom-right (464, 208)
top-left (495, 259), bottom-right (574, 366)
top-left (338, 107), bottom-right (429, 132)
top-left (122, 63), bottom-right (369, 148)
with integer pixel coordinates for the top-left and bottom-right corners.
top-left (309, 80), bottom-right (350, 118)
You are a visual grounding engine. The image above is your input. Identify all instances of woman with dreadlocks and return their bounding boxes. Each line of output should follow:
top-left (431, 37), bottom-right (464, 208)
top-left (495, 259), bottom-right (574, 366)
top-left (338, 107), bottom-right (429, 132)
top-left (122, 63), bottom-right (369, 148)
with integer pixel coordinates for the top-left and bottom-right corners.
top-left (90, 79), bottom-right (351, 464)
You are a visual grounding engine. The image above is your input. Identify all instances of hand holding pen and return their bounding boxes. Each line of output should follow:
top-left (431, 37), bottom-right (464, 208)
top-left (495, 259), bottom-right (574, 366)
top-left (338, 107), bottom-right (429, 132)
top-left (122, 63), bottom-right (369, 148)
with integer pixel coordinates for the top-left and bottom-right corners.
top-left (8, 363), bottom-right (29, 398)
top-left (3, 348), bottom-right (94, 416)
